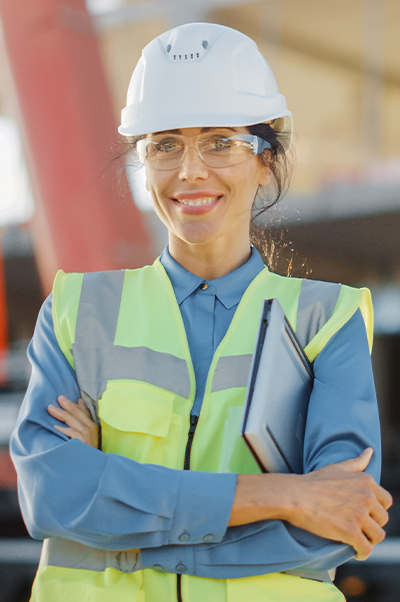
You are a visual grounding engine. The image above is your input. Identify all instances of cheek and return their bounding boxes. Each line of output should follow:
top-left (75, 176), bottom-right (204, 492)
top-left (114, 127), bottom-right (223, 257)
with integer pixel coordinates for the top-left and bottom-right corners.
top-left (145, 167), bottom-right (161, 195)
top-left (145, 170), bottom-right (171, 200)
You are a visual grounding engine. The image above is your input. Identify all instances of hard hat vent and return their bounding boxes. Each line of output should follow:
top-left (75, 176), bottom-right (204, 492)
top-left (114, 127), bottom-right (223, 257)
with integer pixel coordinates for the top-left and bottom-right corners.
top-left (165, 28), bottom-right (211, 62)
top-left (172, 52), bottom-right (201, 61)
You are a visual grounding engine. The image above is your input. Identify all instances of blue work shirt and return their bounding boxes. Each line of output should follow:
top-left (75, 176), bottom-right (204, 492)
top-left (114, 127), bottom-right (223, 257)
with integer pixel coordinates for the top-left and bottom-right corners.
top-left (160, 246), bottom-right (264, 415)
top-left (10, 247), bottom-right (381, 578)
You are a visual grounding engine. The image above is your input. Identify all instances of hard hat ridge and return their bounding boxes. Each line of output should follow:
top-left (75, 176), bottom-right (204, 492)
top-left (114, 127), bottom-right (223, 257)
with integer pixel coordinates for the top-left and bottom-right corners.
top-left (119, 22), bottom-right (292, 151)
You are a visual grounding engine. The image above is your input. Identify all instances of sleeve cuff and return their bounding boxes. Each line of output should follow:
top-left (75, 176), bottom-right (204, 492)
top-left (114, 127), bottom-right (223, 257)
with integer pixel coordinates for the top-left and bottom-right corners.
top-left (168, 470), bottom-right (237, 545)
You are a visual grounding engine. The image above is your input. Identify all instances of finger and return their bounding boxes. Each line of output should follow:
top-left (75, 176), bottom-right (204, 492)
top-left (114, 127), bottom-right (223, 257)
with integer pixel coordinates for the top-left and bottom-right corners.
top-left (348, 532), bottom-right (373, 561)
top-left (77, 398), bottom-right (93, 418)
top-left (57, 397), bottom-right (96, 429)
top-left (57, 395), bottom-right (73, 405)
top-left (359, 476), bottom-right (394, 512)
top-left (361, 515), bottom-right (387, 548)
top-left (338, 448), bottom-right (373, 474)
top-left (54, 424), bottom-right (87, 443)
top-left (49, 404), bottom-right (90, 436)
top-left (375, 486), bottom-right (393, 511)
top-left (48, 404), bottom-right (73, 424)
top-left (369, 502), bottom-right (390, 528)
top-left (354, 547), bottom-right (373, 561)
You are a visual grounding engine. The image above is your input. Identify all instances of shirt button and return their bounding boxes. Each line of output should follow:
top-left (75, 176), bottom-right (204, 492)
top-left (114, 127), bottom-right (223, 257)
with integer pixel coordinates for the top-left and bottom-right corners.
top-left (203, 534), bottom-right (214, 542)
top-left (153, 564), bottom-right (163, 570)
top-left (176, 563), bottom-right (187, 573)
top-left (178, 532), bottom-right (190, 542)
top-left (200, 282), bottom-right (209, 290)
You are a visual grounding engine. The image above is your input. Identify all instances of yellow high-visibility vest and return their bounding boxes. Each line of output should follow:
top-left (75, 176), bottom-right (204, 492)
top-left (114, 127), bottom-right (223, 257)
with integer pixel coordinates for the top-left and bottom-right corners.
top-left (31, 259), bottom-right (372, 602)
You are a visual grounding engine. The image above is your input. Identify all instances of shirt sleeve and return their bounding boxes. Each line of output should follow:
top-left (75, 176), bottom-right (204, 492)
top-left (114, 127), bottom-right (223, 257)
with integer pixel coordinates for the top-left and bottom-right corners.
top-left (11, 300), bottom-right (381, 578)
top-left (9, 296), bottom-right (237, 550)
top-left (141, 308), bottom-right (382, 578)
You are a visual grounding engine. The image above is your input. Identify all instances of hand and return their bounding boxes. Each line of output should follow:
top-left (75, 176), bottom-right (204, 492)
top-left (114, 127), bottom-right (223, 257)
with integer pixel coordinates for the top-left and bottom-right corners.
top-left (282, 448), bottom-right (392, 560)
top-left (229, 448), bottom-right (392, 560)
top-left (48, 396), bottom-right (100, 449)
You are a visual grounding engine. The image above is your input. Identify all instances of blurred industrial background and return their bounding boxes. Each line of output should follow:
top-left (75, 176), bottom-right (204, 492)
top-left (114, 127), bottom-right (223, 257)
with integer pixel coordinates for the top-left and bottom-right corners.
top-left (0, 0), bottom-right (399, 600)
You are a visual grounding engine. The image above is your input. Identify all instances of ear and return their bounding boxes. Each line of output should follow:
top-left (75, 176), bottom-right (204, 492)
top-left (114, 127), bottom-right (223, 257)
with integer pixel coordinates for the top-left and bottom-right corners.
top-left (257, 150), bottom-right (272, 186)
top-left (259, 166), bottom-right (272, 186)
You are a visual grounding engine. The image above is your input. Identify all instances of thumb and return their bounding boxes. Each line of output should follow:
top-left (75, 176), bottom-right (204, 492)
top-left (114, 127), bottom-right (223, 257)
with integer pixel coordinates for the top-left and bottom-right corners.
top-left (337, 447), bottom-right (373, 473)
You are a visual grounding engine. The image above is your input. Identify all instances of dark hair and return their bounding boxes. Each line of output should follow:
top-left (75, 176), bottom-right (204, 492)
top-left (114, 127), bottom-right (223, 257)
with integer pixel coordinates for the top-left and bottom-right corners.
top-left (247, 122), bottom-right (294, 272)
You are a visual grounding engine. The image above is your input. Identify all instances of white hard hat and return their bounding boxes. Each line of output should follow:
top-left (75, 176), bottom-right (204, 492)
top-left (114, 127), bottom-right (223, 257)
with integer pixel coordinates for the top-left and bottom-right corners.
top-left (119, 22), bottom-right (292, 151)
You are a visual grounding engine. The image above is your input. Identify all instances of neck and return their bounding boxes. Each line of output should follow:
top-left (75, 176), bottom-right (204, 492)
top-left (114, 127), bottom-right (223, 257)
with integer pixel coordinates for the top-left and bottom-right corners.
top-left (168, 235), bottom-right (252, 280)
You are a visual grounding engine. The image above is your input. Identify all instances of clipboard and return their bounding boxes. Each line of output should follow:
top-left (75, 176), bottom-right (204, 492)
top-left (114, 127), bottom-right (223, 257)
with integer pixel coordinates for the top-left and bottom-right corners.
top-left (241, 298), bottom-right (313, 474)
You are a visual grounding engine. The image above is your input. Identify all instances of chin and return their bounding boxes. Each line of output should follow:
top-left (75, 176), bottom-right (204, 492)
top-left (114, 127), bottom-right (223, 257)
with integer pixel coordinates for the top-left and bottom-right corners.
top-left (177, 225), bottom-right (220, 246)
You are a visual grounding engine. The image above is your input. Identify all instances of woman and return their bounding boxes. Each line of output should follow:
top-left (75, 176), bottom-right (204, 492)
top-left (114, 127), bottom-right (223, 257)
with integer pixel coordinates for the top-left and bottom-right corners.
top-left (11, 22), bottom-right (391, 602)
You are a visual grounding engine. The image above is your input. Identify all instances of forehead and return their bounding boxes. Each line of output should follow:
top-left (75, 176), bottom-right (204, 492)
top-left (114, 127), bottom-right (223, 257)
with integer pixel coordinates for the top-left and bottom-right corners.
top-left (147, 126), bottom-right (248, 138)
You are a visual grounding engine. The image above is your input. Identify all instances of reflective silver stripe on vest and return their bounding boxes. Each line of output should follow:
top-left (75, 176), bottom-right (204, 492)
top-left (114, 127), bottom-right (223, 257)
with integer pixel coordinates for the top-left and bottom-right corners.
top-left (212, 281), bottom-right (341, 393)
top-left (72, 271), bottom-right (191, 400)
top-left (296, 280), bottom-right (341, 350)
top-left (212, 354), bottom-right (253, 392)
top-left (284, 569), bottom-right (333, 583)
top-left (39, 537), bottom-right (141, 573)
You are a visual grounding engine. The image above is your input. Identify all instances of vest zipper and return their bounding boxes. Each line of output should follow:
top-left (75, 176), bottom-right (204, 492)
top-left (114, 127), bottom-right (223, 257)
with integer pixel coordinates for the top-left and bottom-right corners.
top-left (177, 414), bottom-right (199, 602)
top-left (183, 414), bottom-right (199, 470)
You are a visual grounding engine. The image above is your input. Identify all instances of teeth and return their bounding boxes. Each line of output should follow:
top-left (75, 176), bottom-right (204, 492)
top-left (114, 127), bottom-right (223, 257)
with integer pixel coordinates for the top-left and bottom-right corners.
top-left (177, 197), bottom-right (218, 206)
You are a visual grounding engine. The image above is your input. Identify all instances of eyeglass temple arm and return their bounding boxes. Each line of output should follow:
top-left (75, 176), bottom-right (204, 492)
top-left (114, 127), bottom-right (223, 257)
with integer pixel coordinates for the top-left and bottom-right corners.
top-left (253, 137), bottom-right (272, 155)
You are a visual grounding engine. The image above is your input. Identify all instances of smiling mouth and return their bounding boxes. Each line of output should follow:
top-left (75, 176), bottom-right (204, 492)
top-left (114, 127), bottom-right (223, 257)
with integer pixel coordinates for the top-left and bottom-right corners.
top-left (172, 196), bottom-right (221, 207)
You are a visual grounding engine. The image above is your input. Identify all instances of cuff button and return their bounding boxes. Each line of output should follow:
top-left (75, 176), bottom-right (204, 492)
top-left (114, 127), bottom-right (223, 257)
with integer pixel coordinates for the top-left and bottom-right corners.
top-left (178, 532), bottom-right (190, 542)
top-left (203, 534), bottom-right (213, 542)
top-left (176, 563), bottom-right (187, 573)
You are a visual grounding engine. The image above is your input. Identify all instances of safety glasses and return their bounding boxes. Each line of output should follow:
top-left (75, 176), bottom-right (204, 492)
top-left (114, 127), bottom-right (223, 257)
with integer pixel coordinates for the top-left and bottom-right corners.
top-left (135, 133), bottom-right (271, 171)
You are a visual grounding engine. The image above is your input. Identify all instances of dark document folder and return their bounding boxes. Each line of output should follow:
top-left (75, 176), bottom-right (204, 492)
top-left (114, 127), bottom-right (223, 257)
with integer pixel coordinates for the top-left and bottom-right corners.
top-left (241, 298), bottom-right (313, 474)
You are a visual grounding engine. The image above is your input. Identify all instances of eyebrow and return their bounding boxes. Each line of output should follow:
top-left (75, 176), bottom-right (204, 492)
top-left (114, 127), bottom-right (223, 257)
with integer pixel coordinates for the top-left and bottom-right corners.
top-left (154, 127), bottom-right (236, 135)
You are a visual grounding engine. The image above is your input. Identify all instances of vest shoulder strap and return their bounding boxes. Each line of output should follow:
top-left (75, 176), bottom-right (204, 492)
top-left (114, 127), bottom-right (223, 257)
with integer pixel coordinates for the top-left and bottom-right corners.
top-left (52, 270), bottom-right (86, 369)
top-left (53, 266), bottom-right (192, 403)
top-left (53, 267), bottom-right (373, 381)
top-left (296, 278), bottom-right (373, 362)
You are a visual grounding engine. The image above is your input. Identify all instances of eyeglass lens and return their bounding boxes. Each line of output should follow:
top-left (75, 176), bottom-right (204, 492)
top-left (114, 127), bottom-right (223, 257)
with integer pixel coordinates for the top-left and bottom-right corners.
top-left (136, 135), bottom-right (270, 170)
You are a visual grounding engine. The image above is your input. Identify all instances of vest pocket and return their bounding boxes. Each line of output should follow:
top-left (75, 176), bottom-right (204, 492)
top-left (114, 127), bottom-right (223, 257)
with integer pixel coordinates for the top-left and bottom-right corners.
top-left (98, 380), bottom-right (182, 467)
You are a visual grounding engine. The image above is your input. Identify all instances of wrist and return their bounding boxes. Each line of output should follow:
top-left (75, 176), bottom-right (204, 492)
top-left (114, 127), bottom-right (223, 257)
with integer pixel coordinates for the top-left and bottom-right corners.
top-left (229, 473), bottom-right (298, 527)
top-left (277, 473), bottom-right (310, 524)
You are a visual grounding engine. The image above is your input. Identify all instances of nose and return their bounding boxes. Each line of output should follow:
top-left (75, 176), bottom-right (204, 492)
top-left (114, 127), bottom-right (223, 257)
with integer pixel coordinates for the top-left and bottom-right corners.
top-left (178, 145), bottom-right (209, 182)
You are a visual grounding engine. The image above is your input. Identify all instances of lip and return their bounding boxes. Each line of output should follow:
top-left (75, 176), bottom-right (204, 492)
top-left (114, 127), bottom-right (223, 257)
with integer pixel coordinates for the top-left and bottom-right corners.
top-left (172, 190), bottom-right (223, 200)
top-left (170, 191), bottom-right (223, 214)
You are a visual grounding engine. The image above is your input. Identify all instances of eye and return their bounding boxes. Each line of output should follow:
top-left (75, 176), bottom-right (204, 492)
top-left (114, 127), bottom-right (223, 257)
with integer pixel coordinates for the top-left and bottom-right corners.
top-left (152, 139), bottom-right (182, 154)
top-left (205, 137), bottom-right (234, 152)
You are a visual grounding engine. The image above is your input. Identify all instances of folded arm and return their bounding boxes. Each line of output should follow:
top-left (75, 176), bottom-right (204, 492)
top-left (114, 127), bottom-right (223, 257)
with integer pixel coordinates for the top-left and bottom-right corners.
top-left (10, 296), bottom-right (236, 550)
top-left (11, 299), bottom-right (391, 578)
top-left (140, 309), bottom-right (392, 577)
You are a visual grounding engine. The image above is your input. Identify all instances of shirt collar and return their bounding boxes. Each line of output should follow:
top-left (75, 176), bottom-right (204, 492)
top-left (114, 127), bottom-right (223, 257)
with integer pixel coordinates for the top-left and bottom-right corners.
top-left (210, 247), bottom-right (266, 309)
top-left (160, 247), bottom-right (203, 305)
top-left (160, 246), bottom-right (266, 309)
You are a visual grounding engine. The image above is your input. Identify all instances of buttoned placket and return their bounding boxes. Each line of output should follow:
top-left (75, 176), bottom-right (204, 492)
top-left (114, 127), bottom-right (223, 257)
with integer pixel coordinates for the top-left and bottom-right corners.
top-left (191, 281), bottom-right (215, 416)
